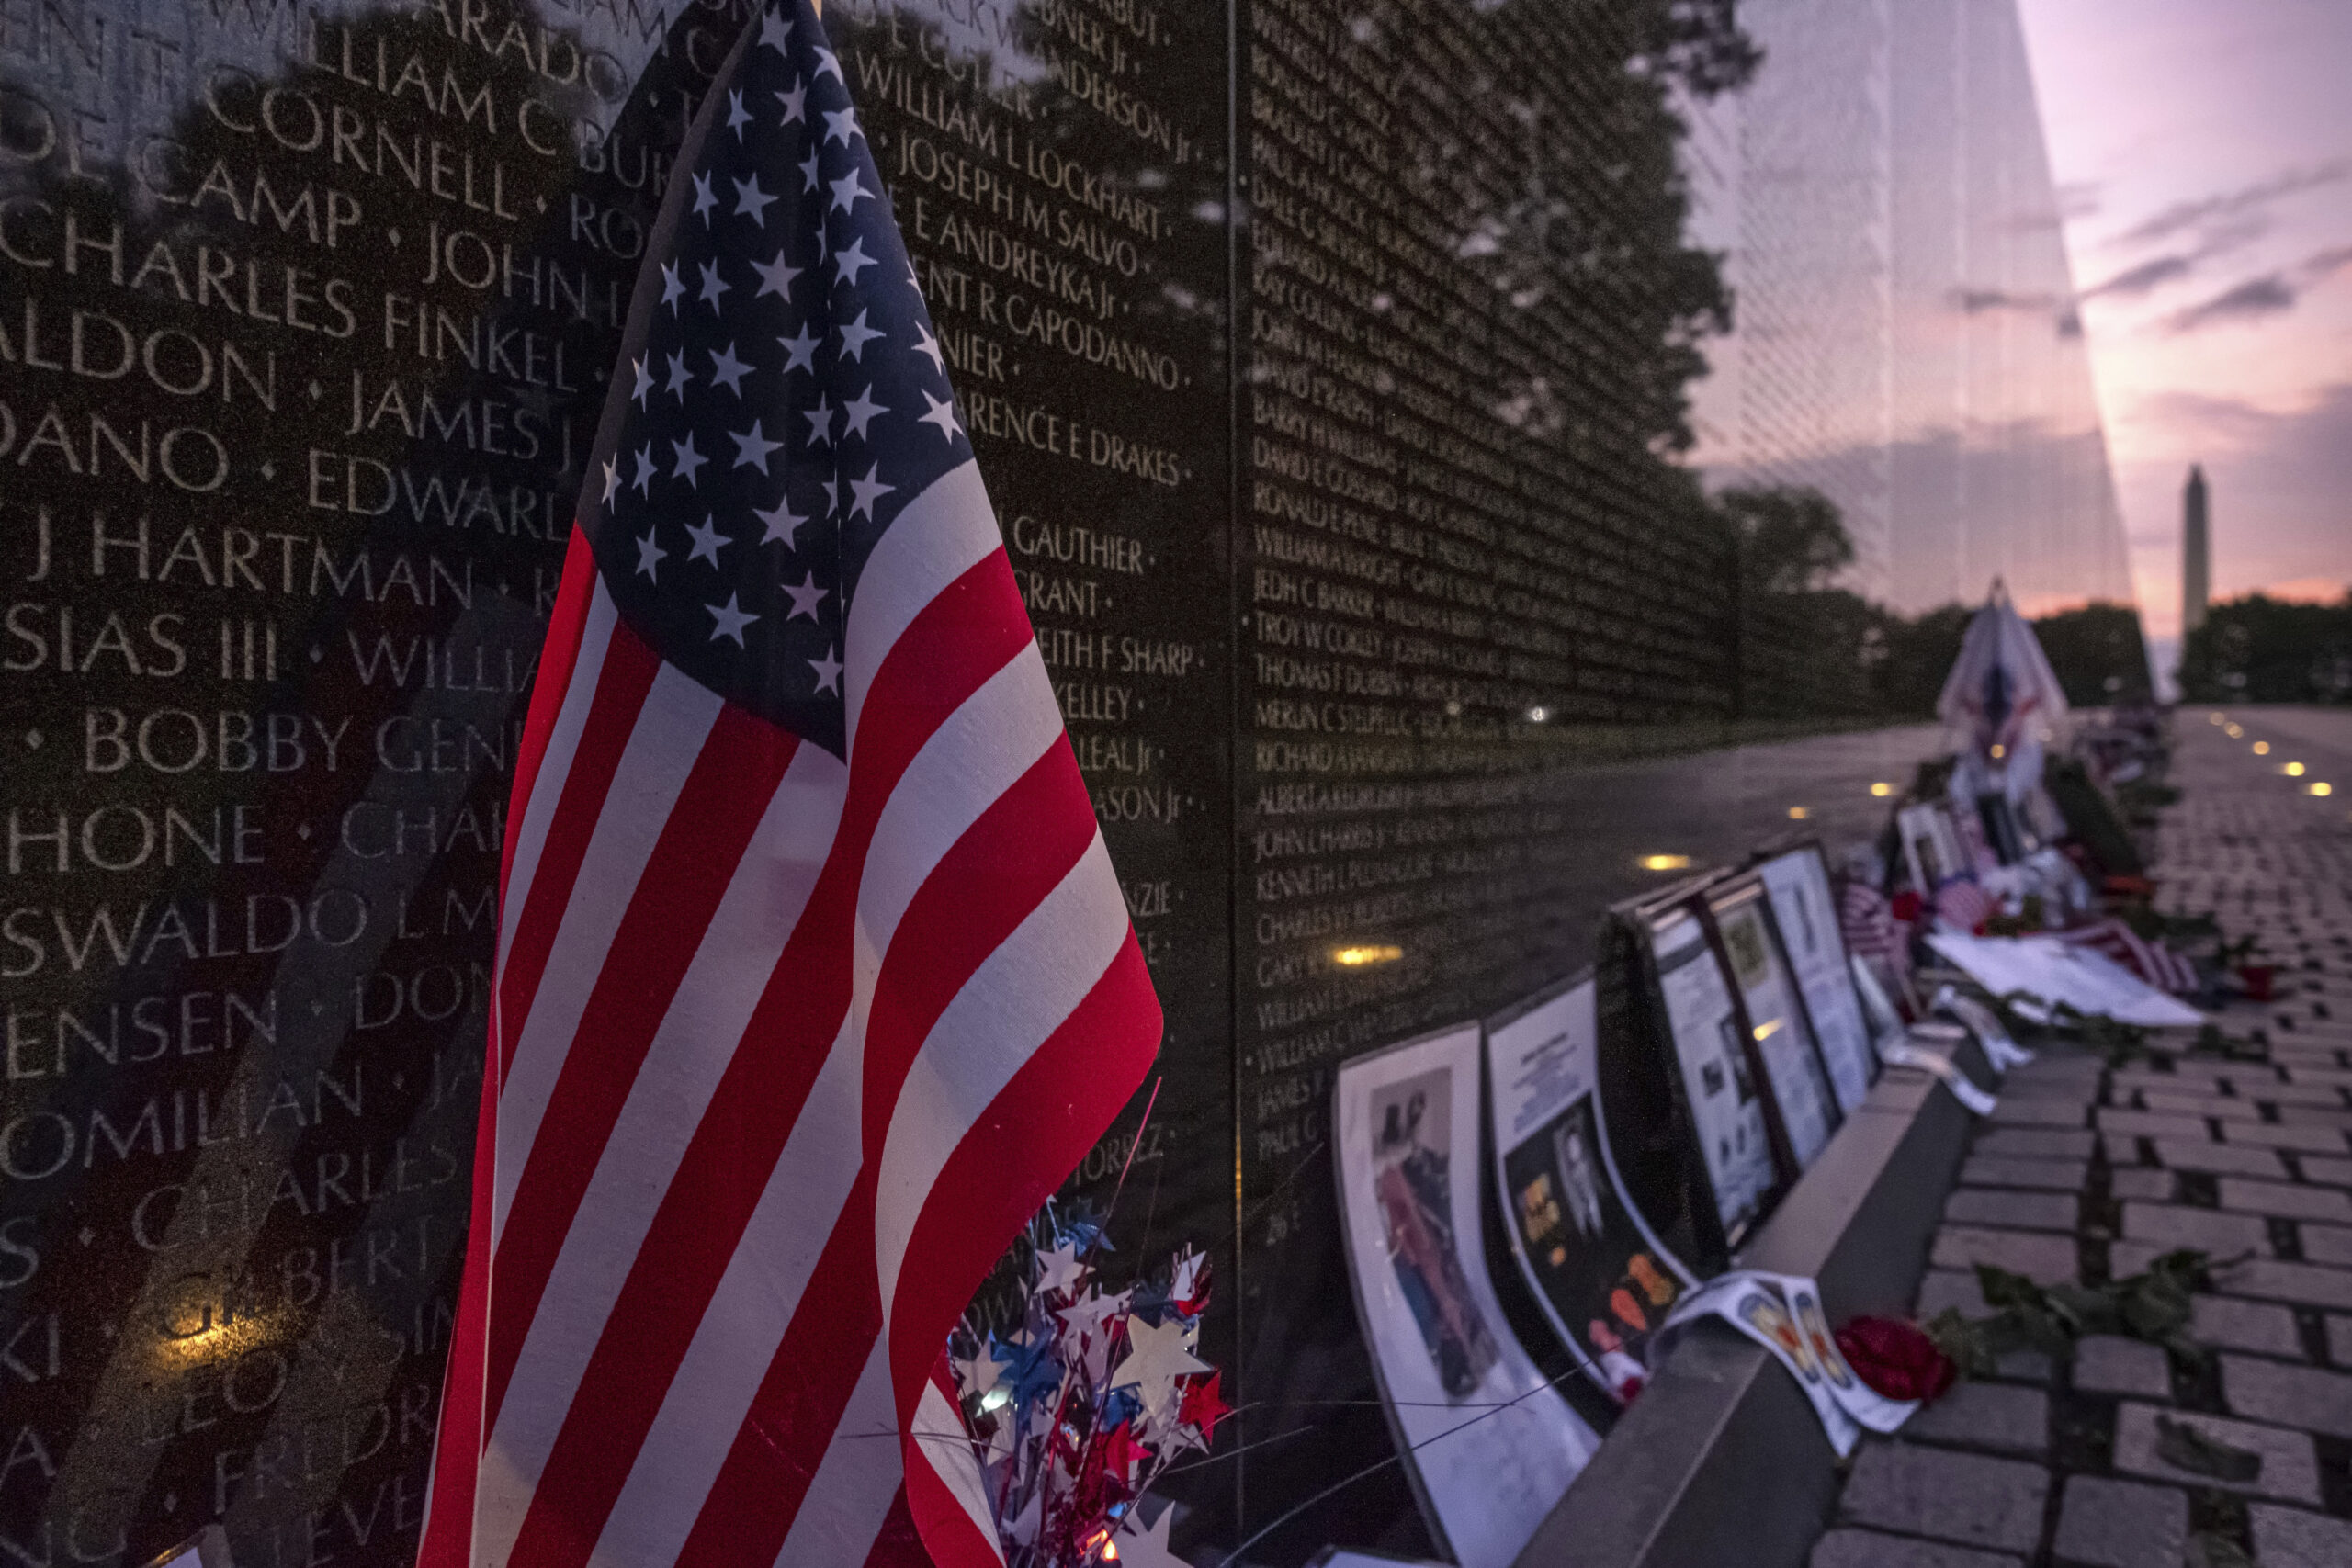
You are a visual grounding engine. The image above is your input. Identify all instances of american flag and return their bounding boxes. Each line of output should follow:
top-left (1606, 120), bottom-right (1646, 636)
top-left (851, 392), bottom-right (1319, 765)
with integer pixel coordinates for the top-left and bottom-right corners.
top-left (1932, 879), bottom-right (1997, 935)
top-left (2055, 919), bottom-right (2199, 995)
top-left (1838, 877), bottom-right (1905, 961)
top-left (419, 6), bottom-right (1164, 1565)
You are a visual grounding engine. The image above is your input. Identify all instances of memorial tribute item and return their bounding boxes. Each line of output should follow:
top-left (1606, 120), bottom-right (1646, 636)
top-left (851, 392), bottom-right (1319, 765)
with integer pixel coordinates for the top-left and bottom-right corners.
top-left (1756, 847), bottom-right (1877, 1114)
top-left (1486, 976), bottom-right (1694, 1404)
top-left (1702, 878), bottom-right (1840, 1171)
top-left (1657, 1270), bottom-right (1918, 1455)
top-left (1928, 983), bottom-right (2035, 1071)
top-left (946, 1211), bottom-right (1226, 1568)
top-left (420, 7), bottom-right (1164, 1566)
top-left (1927, 934), bottom-right (2203, 1030)
top-left (1332, 1024), bottom-right (1599, 1568)
top-left (1938, 581), bottom-right (2070, 807)
top-left (1896, 802), bottom-right (1968, 900)
top-left (1643, 907), bottom-right (1780, 1247)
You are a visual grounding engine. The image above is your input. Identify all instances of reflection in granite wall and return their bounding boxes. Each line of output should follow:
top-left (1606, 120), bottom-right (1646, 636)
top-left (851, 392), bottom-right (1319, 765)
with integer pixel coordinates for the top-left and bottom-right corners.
top-left (1689, 0), bottom-right (2137, 620)
top-left (0, 0), bottom-right (712, 1561)
top-left (2, 0), bottom-right (2139, 1564)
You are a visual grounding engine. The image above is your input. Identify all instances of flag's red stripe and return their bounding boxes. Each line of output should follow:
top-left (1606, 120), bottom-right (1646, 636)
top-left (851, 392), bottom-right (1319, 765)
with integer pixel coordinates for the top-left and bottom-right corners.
top-left (858, 745), bottom-right (1100, 1158)
top-left (664, 750), bottom-right (1099, 1561)
top-left (424, 537), bottom-right (594, 1568)
top-left (669, 1190), bottom-right (880, 1568)
top-left (887, 939), bottom-right (1159, 1419)
top-left (496, 558), bottom-right (1034, 1568)
top-left (498, 531), bottom-right (598, 902)
top-left (498, 619), bottom-right (663, 1073)
top-left (904, 1354), bottom-right (1003, 1568)
top-left (865, 1486), bottom-right (927, 1568)
top-left (418, 992), bottom-right (506, 1568)
top-left (483, 705), bottom-right (801, 1428)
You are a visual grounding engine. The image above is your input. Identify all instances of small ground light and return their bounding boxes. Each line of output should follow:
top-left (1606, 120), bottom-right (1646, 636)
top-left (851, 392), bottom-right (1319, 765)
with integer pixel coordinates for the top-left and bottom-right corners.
top-left (1640, 854), bottom-right (1693, 872)
top-left (2311, 783), bottom-right (2335, 797)
top-left (1991, 743), bottom-right (2007, 759)
top-left (1788, 807), bottom-right (1810, 820)
top-left (2286, 762), bottom-right (2307, 776)
top-left (2226, 725), bottom-right (2244, 738)
top-left (2255, 741), bottom-right (2271, 755)
top-left (1332, 944), bottom-right (1403, 966)
top-left (2211, 713), bottom-right (2226, 724)
top-left (1526, 705), bottom-right (1550, 723)
top-left (1870, 782), bottom-right (1894, 797)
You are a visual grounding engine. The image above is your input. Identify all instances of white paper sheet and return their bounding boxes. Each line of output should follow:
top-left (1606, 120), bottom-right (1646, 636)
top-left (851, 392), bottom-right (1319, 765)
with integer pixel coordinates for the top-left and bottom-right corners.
top-left (1927, 932), bottom-right (2203, 1028)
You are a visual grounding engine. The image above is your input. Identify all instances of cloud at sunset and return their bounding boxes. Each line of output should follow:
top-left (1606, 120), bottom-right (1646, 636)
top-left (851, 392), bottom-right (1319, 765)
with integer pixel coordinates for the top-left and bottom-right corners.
top-left (2016, 0), bottom-right (2352, 648)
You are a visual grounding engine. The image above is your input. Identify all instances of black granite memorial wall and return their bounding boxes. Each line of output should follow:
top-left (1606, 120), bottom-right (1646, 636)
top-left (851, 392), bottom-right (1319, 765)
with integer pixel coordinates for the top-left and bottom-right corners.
top-left (1, 0), bottom-right (2140, 1563)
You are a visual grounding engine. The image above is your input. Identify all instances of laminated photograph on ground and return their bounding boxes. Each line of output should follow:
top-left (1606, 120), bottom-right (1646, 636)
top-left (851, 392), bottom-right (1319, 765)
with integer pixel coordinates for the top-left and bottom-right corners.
top-left (1487, 976), bottom-right (1698, 1404)
top-left (1334, 1023), bottom-right (1602, 1568)
top-left (1758, 845), bottom-right (1879, 1114)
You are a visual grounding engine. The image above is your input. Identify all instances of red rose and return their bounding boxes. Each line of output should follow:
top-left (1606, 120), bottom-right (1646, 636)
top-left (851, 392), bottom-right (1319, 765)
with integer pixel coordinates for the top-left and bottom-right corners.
top-left (1835, 1315), bottom-right (1955, 1403)
top-left (1889, 890), bottom-right (1923, 924)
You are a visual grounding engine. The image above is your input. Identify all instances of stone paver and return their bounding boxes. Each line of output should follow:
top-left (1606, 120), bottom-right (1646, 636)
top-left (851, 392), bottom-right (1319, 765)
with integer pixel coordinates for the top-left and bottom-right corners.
top-left (2073, 1335), bottom-right (2172, 1398)
top-left (1808, 1530), bottom-right (2022, 1568)
top-left (2251, 1080), bottom-right (2350, 1105)
top-left (1962, 1156), bottom-right (2088, 1190)
top-left (2248, 1503), bottom-right (2352, 1568)
top-left (2214, 1257), bottom-right (2352, 1312)
top-left (1917, 1269), bottom-right (1989, 1319)
top-left (2051, 1475), bottom-right (2186, 1568)
top-left (1901, 1382), bottom-right (2048, 1455)
top-left (2299, 1155), bottom-right (2352, 1187)
top-left (1945, 1190), bottom-right (2078, 1232)
top-left (2098, 1109), bottom-right (2215, 1141)
top-left (2192, 1294), bottom-right (2306, 1359)
top-left (2107, 1167), bottom-right (2176, 1201)
top-left (2328, 1315), bottom-right (2352, 1365)
top-left (2220, 1354), bottom-right (2352, 1438)
top-left (2153, 1138), bottom-right (2291, 1179)
top-left (2217, 1178), bottom-right (2352, 1221)
top-left (2225, 1121), bottom-right (2352, 1154)
top-left (1991, 1098), bottom-right (2088, 1127)
top-left (2143, 1089), bottom-right (2260, 1120)
top-left (2112, 1403), bottom-right (2323, 1504)
top-left (2295, 1222), bottom-right (2352, 1266)
top-left (1838, 1446), bottom-right (2048, 1554)
top-left (1973, 1128), bottom-right (2096, 1161)
top-left (2122, 1201), bottom-right (2273, 1256)
top-left (1930, 1226), bottom-right (2078, 1285)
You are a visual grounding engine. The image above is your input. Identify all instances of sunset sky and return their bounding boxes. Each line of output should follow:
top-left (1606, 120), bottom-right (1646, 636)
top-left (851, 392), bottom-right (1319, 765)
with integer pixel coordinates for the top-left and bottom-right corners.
top-left (2016, 0), bottom-right (2352, 668)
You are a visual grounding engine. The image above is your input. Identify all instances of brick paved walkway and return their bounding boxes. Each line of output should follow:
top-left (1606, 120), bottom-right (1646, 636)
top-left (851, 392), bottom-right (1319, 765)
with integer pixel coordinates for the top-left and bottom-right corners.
top-left (1810, 716), bottom-right (2352, 1568)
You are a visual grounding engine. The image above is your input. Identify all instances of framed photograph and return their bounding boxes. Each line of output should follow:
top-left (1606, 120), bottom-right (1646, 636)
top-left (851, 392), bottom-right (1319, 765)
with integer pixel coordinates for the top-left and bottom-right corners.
top-left (1755, 844), bottom-right (1878, 1115)
top-left (1641, 908), bottom-right (1780, 1247)
top-left (1333, 1023), bottom-right (1600, 1568)
top-left (1703, 875), bottom-right (1842, 1172)
top-left (1896, 802), bottom-right (1968, 894)
top-left (1487, 975), bottom-right (1697, 1404)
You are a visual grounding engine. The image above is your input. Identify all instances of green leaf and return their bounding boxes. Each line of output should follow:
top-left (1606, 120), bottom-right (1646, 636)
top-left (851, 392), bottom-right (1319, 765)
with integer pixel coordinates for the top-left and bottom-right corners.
top-left (2154, 1416), bottom-right (2263, 1483)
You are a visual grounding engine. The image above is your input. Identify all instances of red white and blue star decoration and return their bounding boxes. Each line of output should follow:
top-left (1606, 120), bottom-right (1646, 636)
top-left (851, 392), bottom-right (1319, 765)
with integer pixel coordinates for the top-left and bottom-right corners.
top-left (950, 1212), bottom-right (1226, 1568)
